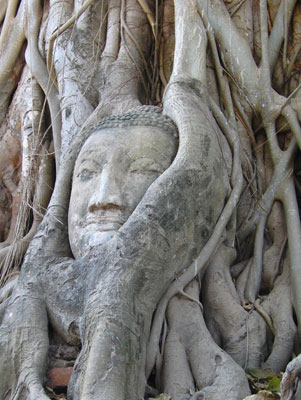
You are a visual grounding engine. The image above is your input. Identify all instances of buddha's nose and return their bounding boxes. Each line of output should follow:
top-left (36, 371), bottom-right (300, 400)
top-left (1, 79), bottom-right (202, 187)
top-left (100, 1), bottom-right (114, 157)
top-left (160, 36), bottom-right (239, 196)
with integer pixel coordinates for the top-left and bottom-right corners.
top-left (88, 165), bottom-right (122, 211)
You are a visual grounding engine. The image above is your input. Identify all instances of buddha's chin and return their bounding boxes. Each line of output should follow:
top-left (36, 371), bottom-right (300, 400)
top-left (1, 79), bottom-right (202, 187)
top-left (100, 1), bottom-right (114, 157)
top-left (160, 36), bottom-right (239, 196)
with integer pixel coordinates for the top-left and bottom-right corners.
top-left (70, 228), bottom-right (118, 258)
top-left (88, 231), bottom-right (116, 247)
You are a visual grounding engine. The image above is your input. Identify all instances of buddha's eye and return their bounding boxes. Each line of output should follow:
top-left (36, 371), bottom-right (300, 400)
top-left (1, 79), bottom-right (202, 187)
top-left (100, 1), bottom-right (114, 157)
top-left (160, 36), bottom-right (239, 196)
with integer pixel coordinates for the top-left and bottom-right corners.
top-left (129, 158), bottom-right (163, 175)
top-left (77, 169), bottom-right (96, 182)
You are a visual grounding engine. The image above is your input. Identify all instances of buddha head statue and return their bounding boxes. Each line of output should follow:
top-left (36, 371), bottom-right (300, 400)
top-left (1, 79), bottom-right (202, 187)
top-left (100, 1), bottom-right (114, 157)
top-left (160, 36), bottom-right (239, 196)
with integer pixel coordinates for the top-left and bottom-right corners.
top-left (68, 106), bottom-right (178, 258)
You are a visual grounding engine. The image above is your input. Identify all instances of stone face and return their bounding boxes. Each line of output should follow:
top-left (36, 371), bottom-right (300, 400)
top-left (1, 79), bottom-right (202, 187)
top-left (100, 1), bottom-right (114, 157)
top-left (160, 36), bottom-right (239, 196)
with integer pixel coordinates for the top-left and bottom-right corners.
top-left (48, 367), bottom-right (73, 390)
top-left (68, 125), bottom-right (177, 258)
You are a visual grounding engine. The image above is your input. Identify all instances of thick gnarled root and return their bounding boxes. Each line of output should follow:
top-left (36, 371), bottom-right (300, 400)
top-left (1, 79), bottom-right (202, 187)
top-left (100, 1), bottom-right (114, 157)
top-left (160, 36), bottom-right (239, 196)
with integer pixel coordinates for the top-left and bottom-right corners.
top-left (161, 280), bottom-right (250, 400)
top-left (0, 325), bottom-right (50, 400)
top-left (261, 257), bottom-right (296, 371)
top-left (202, 246), bottom-right (267, 369)
top-left (0, 287), bottom-right (50, 400)
top-left (69, 300), bottom-right (148, 400)
top-left (281, 354), bottom-right (301, 400)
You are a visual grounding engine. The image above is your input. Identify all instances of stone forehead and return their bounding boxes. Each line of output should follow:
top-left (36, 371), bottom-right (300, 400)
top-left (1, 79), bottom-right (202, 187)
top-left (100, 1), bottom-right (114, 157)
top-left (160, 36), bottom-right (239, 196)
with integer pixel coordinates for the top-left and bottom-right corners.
top-left (89, 106), bottom-right (178, 137)
top-left (76, 106), bottom-right (178, 158)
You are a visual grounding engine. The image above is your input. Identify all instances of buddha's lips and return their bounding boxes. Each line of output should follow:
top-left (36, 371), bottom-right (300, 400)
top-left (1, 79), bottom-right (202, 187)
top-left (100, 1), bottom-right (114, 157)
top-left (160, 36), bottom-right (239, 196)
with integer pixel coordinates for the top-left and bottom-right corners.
top-left (86, 221), bottom-right (122, 231)
top-left (81, 213), bottom-right (126, 230)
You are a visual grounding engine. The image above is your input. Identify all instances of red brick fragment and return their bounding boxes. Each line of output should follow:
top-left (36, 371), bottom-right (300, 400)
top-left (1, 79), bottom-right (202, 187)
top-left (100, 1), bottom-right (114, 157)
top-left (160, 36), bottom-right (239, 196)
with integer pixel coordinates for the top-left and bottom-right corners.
top-left (48, 367), bottom-right (73, 389)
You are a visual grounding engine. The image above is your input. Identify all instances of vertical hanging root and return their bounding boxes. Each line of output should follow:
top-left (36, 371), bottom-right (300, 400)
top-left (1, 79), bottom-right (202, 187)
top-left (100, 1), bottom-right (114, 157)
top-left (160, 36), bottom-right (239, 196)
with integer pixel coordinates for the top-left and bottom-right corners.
top-left (0, 76), bottom-right (54, 290)
top-left (24, 0), bottom-right (61, 170)
top-left (261, 256), bottom-right (296, 371)
top-left (280, 177), bottom-right (301, 346)
top-left (137, 0), bottom-right (156, 39)
top-left (47, 0), bottom-right (95, 80)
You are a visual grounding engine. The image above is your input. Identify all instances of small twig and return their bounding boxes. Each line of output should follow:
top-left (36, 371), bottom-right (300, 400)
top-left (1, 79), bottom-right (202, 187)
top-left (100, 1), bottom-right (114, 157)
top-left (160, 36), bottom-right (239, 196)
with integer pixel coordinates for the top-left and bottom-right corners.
top-left (178, 290), bottom-right (203, 312)
top-left (155, 317), bottom-right (167, 388)
top-left (283, 0), bottom-right (288, 72)
top-left (282, 103), bottom-right (301, 151)
top-left (287, 43), bottom-right (301, 78)
top-left (159, 38), bottom-right (167, 87)
top-left (294, 176), bottom-right (301, 195)
top-left (280, 84), bottom-right (301, 112)
top-left (238, 162), bottom-right (257, 208)
top-left (137, 0), bottom-right (156, 39)
top-left (244, 313), bottom-right (249, 370)
top-left (254, 299), bottom-right (276, 335)
top-left (276, 236), bottom-right (288, 274)
top-left (229, 0), bottom-right (248, 16)
top-left (234, 105), bottom-right (256, 147)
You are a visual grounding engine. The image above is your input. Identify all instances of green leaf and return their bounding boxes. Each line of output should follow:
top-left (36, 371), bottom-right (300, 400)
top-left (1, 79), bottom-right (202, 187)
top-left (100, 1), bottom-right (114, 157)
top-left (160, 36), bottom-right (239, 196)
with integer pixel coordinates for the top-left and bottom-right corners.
top-left (247, 369), bottom-right (281, 380)
top-left (266, 377), bottom-right (281, 392)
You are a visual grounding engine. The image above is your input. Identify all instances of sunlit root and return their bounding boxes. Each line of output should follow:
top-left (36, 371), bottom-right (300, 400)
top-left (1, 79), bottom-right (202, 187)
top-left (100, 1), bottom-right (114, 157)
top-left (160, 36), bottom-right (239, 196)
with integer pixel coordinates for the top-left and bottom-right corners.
top-left (47, 0), bottom-right (95, 82)
top-left (24, 0), bottom-right (61, 169)
top-left (261, 256), bottom-right (296, 371)
top-left (0, 0), bottom-right (26, 125)
top-left (203, 244), bottom-right (267, 369)
top-left (161, 280), bottom-right (251, 400)
top-left (0, 280), bottom-right (50, 400)
top-left (146, 167), bottom-right (243, 376)
top-left (281, 354), bottom-right (301, 400)
top-left (101, 0), bottom-right (120, 61)
top-left (161, 0), bottom-right (174, 85)
top-left (262, 201), bottom-right (287, 291)
top-left (137, 0), bottom-right (156, 39)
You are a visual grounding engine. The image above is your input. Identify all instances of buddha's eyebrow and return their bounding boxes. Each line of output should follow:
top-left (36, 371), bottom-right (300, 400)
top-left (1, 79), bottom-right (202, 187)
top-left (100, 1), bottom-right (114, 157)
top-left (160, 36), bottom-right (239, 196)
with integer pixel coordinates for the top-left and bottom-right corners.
top-left (75, 156), bottom-right (101, 169)
top-left (129, 145), bottom-right (171, 161)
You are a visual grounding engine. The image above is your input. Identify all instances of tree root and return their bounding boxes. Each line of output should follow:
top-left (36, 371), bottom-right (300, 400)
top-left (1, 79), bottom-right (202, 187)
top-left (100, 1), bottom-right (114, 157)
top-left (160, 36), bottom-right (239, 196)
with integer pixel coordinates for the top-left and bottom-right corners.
top-left (0, 129), bottom-right (22, 246)
top-left (280, 176), bottom-right (301, 347)
top-left (260, 256), bottom-right (296, 371)
top-left (137, 0), bottom-right (156, 39)
top-left (147, 70), bottom-right (244, 376)
top-left (0, 137), bottom-right (53, 288)
top-left (0, 0), bottom-right (26, 125)
top-left (281, 354), bottom-right (301, 400)
top-left (254, 300), bottom-right (275, 336)
top-left (0, 218), bottom-right (40, 286)
top-left (0, 287), bottom-right (50, 400)
top-left (24, 0), bottom-right (62, 169)
top-left (0, 274), bottom-right (18, 303)
top-left (146, 165), bottom-right (242, 376)
top-left (47, 0), bottom-right (95, 85)
top-left (101, 0), bottom-right (120, 61)
top-left (161, 280), bottom-right (251, 400)
top-left (203, 243), bottom-right (267, 370)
